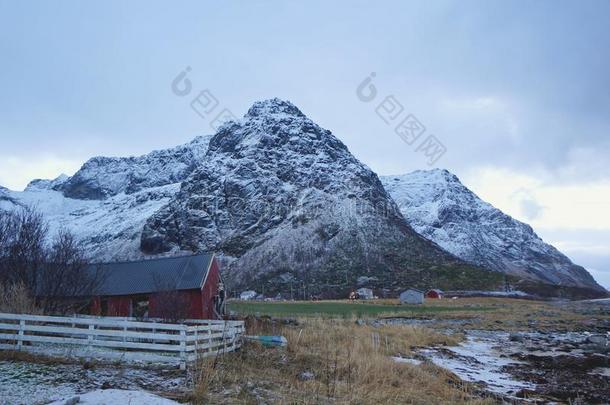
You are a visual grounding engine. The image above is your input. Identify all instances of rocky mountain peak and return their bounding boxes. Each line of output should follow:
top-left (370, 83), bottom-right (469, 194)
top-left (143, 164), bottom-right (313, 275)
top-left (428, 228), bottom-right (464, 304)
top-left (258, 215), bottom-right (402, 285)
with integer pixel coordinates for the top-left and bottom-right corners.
top-left (245, 98), bottom-right (305, 119)
top-left (207, 99), bottom-right (348, 176)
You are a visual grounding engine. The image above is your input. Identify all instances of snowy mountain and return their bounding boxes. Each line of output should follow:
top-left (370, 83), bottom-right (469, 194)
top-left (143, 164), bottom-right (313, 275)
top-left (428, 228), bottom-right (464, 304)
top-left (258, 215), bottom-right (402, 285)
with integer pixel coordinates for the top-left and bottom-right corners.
top-left (1, 98), bottom-right (602, 297)
top-left (52, 135), bottom-right (211, 199)
top-left (140, 99), bottom-right (495, 295)
top-left (381, 169), bottom-right (603, 291)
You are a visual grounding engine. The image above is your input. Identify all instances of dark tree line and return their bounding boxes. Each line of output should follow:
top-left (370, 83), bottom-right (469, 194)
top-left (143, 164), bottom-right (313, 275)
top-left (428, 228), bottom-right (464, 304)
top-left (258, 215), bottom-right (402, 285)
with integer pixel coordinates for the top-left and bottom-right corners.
top-left (0, 206), bottom-right (104, 314)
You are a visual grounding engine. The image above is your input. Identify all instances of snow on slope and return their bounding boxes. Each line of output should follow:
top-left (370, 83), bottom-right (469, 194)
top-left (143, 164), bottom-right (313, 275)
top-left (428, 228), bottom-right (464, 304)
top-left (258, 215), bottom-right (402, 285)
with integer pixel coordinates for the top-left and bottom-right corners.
top-left (381, 169), bottom-right (603, 290)
top-left (0, 184), bottom-right (179, 261)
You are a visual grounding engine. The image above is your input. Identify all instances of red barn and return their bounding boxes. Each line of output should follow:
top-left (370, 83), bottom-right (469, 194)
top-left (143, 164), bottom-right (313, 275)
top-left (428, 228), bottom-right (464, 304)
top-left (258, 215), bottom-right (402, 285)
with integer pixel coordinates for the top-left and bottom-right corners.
top-left (88, 253), bottom-right (225, 320)
top-left (425, 289), bottom-right (443, 299)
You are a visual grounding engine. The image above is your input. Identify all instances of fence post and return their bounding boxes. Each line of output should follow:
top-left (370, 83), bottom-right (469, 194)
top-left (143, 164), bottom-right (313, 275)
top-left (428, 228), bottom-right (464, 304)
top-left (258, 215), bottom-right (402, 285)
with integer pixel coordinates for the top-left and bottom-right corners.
top-left (207, 323), bottom-right (212, 355)
top-left (87, 324), bottom-right (95, 352)
top-left (17, 319), bottom-right (25, 351)
top-left (179, 326), bottom-right (186, 370)
top-left (222, 322), bottom-right (228, 353)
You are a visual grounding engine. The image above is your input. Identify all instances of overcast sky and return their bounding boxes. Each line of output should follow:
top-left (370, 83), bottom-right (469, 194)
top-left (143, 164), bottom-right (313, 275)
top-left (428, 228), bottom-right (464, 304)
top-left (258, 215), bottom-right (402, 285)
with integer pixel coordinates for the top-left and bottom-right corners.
top-left (1, 0), bottom-right (609, 288)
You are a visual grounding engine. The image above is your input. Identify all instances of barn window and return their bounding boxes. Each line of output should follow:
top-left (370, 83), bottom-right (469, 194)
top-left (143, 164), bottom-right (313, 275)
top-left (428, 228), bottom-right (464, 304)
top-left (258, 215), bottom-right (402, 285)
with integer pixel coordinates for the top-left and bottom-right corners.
top-left (132, 295), bottom-right (150, 319)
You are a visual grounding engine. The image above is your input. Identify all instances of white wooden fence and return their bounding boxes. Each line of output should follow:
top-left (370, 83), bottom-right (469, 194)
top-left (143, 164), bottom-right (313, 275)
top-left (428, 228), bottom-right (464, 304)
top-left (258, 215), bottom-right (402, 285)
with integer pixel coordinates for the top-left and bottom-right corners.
top-left (0, 312), bottom-right (245, 369)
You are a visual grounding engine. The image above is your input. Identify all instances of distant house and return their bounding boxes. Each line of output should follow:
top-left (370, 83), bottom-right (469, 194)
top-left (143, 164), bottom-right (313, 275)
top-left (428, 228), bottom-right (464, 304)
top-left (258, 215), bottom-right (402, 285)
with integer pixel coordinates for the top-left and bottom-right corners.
top-left (399, 288), bottom-right (424, 305)
top-left (425, 289), bottom-right (443, 299)
top-left (240, 290), bottom-right (257, 300)
top-left (356, 287), bottom-right (374, 300)
top-left (87, 253), bottom-right (224, 320)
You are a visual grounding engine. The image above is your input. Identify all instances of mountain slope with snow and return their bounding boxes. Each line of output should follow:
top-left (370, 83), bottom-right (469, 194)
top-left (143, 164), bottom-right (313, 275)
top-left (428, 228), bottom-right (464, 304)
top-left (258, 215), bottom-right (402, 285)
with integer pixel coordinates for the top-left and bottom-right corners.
top-left (381, 169), bottom-right (603, 291)
top-left (0, 184), bottom-right (179, 261)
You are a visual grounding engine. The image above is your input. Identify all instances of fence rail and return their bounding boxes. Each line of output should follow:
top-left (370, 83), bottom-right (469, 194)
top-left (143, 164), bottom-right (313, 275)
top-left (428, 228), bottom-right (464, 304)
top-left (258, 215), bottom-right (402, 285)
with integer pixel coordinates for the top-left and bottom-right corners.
top-left (0, 312), bottom-right (245, 369)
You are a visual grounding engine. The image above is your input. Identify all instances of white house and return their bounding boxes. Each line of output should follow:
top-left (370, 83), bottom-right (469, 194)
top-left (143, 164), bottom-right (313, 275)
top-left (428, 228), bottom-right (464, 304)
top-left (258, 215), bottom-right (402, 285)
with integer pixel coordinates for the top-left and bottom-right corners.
top-left (399, 288), bottom-right (424, 305)
top-left (356, 287), bottom-right (374, 300)
top-left (240, 290), bottom-right (257, 300)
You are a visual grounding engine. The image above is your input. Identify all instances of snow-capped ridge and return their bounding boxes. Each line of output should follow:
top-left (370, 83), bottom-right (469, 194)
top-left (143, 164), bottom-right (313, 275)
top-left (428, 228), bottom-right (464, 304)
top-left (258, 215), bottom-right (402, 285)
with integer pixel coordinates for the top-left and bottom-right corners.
top-left (381, 169), bottom-right (603, 290)
top-left (55, 134), bottom-right (213, 200)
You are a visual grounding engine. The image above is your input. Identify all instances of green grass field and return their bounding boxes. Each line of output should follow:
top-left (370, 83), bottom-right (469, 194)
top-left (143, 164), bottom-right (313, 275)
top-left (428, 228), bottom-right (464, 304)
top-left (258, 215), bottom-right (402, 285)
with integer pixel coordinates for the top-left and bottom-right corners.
top-left (228, 300), bottom-right (494, 318)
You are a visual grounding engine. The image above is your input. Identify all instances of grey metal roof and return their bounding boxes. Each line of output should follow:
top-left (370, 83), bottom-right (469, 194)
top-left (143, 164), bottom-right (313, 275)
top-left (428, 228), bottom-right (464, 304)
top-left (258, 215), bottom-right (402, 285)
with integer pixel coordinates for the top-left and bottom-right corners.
top-left (400, 288), bottom-right (423, 294)
top-left (88, 253), bottom-right (214, 296)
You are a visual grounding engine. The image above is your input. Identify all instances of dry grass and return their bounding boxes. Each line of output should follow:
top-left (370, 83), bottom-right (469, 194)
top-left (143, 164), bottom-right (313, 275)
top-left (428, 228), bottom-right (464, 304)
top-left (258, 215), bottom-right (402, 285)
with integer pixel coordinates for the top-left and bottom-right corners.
top-left (0, 282), bottom-right (42, 314)
top-left (191, 317), bottom-right (493, 404)
top-left (422, 297), bottom-right (607, 331)
top-left (191, 297), bottom-right (608, 403)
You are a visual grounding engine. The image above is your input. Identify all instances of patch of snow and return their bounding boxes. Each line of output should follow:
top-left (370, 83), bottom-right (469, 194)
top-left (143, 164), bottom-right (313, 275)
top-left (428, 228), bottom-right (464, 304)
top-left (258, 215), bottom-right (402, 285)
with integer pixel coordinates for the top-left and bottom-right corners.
top-left (417, 331), bottom-right (534, 396)
top-left (48, 389), bottom-right (180, 405)
top-left (392, 356), bottom-right (422, 365)
top-left (589, 367), bottom-right (610, 378)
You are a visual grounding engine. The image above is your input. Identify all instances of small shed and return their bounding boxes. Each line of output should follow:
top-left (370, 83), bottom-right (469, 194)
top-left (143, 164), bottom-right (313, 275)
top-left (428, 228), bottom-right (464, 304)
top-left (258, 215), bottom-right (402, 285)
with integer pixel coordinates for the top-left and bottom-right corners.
top-left (426, 289), bottom-right (443, 299)
top-left (399, 288), bottom-right (424, 305)
top-left (356, 287), bottom-right (374, 300)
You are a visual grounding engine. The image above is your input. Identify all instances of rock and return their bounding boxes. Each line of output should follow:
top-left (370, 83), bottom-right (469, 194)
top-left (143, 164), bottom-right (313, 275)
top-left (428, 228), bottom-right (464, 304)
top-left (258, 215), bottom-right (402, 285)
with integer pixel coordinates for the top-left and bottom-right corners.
top-left (281, 318), bottom-right (299, 326)
top-left (509, 333), bottom-right (525, 342)
top-left (298, 371), bottom-right (314, 381)
top-left (515, 388), bottom-right (537, 398)
top-left (584, 334), bottom-right (609, 353)
top-left (63, 397), bottom-right (80, 405)
top-left (586, 334), bottom-right (607, 346)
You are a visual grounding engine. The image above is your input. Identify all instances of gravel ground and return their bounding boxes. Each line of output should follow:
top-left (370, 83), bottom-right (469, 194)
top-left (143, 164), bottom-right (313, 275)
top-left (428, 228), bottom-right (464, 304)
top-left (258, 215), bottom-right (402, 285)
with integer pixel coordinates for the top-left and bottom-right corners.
top-left (0, 361), bottom-right (187, 405)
